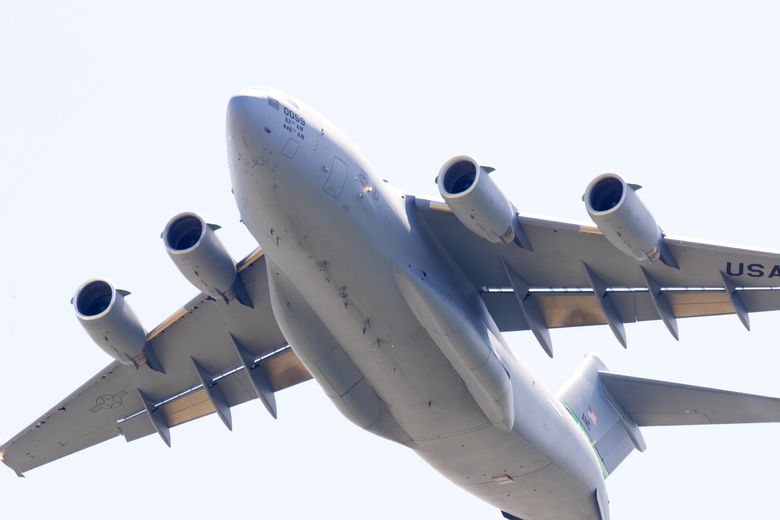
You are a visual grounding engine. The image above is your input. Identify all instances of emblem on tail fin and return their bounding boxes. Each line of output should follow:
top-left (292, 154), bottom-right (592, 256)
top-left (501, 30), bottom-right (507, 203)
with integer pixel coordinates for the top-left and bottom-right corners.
top-left (583, 407), bottom-right (598, 430)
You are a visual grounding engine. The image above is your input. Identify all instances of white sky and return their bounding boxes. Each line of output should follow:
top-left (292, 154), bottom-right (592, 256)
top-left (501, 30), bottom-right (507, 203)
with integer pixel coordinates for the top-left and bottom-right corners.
top-left (2, 2), bottom-right (780, 519)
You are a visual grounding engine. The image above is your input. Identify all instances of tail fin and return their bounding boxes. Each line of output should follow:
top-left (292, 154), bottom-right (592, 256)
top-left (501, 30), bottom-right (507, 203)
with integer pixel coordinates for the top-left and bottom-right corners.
top-left (557, 354), bottom-right (646, 476)
top-left (558, 353), bottom-right (780, 476)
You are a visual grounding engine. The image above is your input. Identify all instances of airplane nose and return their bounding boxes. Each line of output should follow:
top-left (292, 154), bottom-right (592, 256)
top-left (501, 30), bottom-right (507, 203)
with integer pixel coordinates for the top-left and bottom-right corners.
top-left (226, 94), bottom-right (266, 137)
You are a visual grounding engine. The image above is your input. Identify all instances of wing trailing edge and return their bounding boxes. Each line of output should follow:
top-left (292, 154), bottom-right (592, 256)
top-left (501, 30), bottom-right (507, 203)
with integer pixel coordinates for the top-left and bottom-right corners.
top-left (0, 250), bottom-right (311, 477)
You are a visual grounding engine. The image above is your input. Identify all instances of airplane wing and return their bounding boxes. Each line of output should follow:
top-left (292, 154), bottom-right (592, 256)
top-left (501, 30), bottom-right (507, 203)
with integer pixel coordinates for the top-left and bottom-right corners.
top-left (413, 196), bottom-right (780, 352)
top-left (0, 249), bottom-right (310, 477)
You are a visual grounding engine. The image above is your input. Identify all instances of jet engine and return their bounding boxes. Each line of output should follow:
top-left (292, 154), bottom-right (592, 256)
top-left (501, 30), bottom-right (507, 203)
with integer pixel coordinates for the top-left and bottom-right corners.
top-left (584, 173), bottom-right (676, 267)
top-left (163, 212), bottom-right (252, 306)
top-left (74, 279), bottom-right (147, 365)
top-left (437, 156), bottom-right (519, 245)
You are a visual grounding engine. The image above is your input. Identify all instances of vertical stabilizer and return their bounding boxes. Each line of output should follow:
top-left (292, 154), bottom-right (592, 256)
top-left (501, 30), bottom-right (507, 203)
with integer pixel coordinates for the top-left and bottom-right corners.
top-left (556, 354), bottom-right (646, 476)
top-left (557, 353), bottom-right (780, 477)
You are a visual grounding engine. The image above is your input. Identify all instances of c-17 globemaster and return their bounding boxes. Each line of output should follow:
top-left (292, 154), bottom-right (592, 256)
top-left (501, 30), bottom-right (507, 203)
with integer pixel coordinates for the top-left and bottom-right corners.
top-left (4, 87), bottom-right (780, 520)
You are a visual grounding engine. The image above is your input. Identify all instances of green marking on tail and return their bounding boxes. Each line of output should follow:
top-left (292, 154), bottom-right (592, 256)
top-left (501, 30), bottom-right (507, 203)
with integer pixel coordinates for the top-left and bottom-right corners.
top-left (563, 402), bottom-right (609, 478)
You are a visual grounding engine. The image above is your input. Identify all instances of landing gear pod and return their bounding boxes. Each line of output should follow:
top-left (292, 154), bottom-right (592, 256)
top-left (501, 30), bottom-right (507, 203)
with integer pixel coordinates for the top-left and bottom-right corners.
top-left (74, 279), bottom-right (146, 365)
top-left (437, 156), bottom-right (517, 245)
top-left (584, 174), bottom-right (677, 268)
top-left (163, 212), bottom-right (253, 306)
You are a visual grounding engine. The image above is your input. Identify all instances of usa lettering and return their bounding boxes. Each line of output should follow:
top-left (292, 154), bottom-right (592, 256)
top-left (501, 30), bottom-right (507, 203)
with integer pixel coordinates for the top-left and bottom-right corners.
top-left (726, 261), bottom-right (780, 278)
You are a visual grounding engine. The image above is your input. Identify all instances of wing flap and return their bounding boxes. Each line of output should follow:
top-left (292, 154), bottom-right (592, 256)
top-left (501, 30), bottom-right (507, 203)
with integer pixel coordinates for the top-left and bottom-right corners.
top-left (483, 289), bottom-right (780, 332)
top-left (599, 372), bottom-right (780, 426)
top-left (1, 249), bottom-right (311, 476)
top-left (118, 348), bottom-right (312, 443)
top-left (1, 364), bottom-right (139, 474)
top-left (415, 196), bottom-right (780, 341)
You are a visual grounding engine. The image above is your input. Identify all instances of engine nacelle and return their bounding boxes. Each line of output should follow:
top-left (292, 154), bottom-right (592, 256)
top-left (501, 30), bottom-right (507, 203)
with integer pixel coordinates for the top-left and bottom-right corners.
top-left (437, 156), bottom-right (517, 244)
top-left (584, 173), bottom-right (672, 264)
top-left (163, 212), bottom-right (246, 304)
top-left (74, 279), bottom-right (146, 365)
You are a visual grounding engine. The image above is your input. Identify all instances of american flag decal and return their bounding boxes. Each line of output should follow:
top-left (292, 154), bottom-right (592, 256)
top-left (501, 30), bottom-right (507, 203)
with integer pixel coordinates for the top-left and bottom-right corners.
top-left (586, 407), bottom-right (598, 427)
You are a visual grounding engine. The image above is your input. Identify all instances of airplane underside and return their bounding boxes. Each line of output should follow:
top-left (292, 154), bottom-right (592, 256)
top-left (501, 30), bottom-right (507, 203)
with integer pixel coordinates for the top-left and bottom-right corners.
top-left (256, 224), bottom-right (604, 520)
top-left (6, 87), bottom-right (780, 520)
top-left (226, 93), bottom-right (606, 519)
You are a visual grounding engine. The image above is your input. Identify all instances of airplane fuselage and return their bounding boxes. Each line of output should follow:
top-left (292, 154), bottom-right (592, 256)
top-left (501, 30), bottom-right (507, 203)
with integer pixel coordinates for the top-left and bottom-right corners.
top-left (226, 88), bottom-right (607, 520)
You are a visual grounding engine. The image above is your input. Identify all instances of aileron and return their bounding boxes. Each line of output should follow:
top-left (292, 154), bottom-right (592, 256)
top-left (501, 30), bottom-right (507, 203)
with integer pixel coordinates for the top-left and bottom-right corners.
top-left (0, 249), bottom-right (311, 475)
top-left (6, 85), bottom-right (780, 520)
top-left (416, 195), bottom-right (780, 345)
top-left (483, 287), bottom-right (780, 338)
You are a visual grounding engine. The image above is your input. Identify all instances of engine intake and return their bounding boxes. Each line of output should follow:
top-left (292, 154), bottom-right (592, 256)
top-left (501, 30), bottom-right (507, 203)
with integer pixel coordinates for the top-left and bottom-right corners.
top-left (441, 159), bottom-right (478, 195)
top-left (74, 279), bottom-right (147, 365)
top-left (163, 212), bottom-right (253, 306)
top-left (584, 173), bottom-right (677, 267)
top-left (438, 156), bottom-right (530, 248)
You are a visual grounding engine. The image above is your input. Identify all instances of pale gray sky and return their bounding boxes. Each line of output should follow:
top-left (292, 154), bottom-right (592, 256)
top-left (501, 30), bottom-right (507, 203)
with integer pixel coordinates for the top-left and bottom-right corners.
top-left (2, 2), bottom-right (780, 518)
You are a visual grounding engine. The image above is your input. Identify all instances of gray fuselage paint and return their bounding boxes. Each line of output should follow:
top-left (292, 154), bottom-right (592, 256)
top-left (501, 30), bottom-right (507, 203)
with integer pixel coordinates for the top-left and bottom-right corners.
top-left (226, 89), bottom-right (607, 520)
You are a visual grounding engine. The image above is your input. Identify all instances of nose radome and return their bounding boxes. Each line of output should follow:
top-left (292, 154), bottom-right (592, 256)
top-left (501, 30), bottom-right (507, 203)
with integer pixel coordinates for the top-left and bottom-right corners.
top-left (226, 94), bottom-right (267, 136)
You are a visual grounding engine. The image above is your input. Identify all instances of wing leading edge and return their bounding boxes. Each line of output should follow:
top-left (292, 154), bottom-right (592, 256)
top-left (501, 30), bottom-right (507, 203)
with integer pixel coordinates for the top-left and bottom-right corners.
top-left (414, 196), bottom-right (780, 353)
top-left (0, 249), bottom-right (310, 476)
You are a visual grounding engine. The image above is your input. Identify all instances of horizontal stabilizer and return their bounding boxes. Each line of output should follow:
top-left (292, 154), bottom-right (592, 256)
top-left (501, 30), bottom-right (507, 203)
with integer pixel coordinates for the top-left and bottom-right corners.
top-left (599, 372), bottom-right (780, 427)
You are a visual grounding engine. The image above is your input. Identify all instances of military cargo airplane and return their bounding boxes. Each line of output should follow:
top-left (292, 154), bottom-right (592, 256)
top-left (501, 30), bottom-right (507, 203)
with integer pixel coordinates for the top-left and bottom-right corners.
top-left (4, 87), bottom-right (780, 520)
